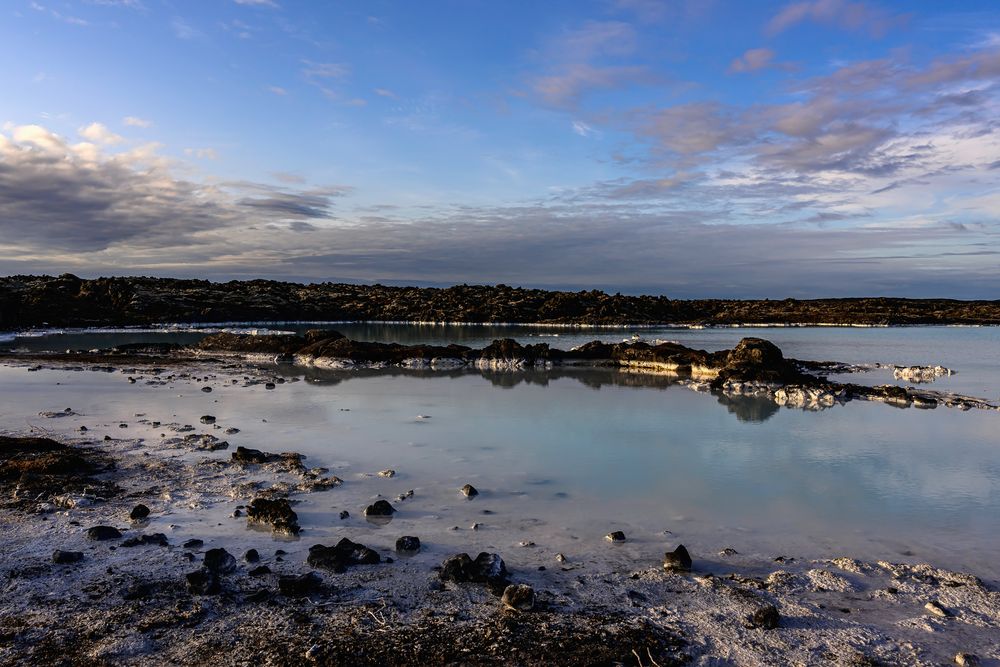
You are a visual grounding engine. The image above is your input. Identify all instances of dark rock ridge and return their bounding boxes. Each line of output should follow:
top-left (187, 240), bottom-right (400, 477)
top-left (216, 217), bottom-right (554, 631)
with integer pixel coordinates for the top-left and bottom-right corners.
top-left (2, 274), bottom-right (998, 328)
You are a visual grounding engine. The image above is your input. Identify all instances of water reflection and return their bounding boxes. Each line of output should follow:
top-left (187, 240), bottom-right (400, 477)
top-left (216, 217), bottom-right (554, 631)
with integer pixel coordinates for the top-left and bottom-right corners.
top-left (715, 393), bottom-right (781, 423)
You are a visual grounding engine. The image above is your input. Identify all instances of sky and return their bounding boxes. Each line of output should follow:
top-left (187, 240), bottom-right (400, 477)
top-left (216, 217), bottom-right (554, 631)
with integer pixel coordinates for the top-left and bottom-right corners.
top-left (1, 0), bottom-right (999, 298)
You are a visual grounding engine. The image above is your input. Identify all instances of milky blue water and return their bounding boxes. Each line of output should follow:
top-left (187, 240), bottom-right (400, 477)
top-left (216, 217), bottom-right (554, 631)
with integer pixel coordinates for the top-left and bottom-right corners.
top-left (2, 325), bottom-right (998, 578)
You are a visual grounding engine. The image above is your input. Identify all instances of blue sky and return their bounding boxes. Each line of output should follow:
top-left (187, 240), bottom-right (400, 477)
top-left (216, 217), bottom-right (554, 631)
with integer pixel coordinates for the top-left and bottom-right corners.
top-left (1, 0), bottom-right (998, 297)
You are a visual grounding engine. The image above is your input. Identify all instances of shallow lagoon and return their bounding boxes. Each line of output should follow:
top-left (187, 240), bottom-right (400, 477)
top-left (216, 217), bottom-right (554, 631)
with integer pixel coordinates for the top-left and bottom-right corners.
top-left (2, 325), bottom-right (998, 581)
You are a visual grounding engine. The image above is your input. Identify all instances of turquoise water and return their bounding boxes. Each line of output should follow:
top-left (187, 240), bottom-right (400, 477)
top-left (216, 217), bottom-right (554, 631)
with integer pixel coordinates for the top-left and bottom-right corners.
top-left (1, 325), bottom-right (998, 578)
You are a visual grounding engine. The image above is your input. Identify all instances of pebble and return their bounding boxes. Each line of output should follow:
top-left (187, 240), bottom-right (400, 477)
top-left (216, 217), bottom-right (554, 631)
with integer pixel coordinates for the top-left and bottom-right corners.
top-left (925, 600), bottom-right (950, 618)
top-left (378, 469), bottom-right (396, 478)
top-left (555, 553), bottom-right (567, 563)
top-left (200, 415), bottom-right (216, 424)
top-left (339, 511), bottom-right (350, 520)
top-left (129, 504), bottom-right (151, 521)
top-left (460, 484), bottom-right (479, 498)
top-left (265, 383), bottom-right (276, 390)
top-left (52, 550), bottom-right (84, 564)
top-left (201, 387), bottom-right (212, 393)
top-left (605, 531), bottom-right (626, 543)
top-left (86, 526), bottom-right (122, 541)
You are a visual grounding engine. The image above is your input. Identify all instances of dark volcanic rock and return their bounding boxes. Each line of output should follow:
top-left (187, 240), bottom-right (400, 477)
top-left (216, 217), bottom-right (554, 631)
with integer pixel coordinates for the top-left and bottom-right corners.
top-left (439, 552), bottom-right (509, 592)
top-left (750, 604), bottom-right (781, 630)
top-left (244, 549), bottom-right (260, 563)
top-left (86, 526), bottom-right (122, 541)
top-left (606, 531), bottom-right (627, 543)
top-left (121, 533), bottom-right (169, 547)
top-left (363, 500), bottom-right (396, 517)
top-left (307, 538), bottom-right (381, 573)
top-left (460, 484), bottom-right (479, 498)
top-left (663, 545), bottom-right (692, 572)
top-left (502, 584), bottom-right (536, 611)
top-left (710, 338), bottom-right (817, 389)
top-left (246, 497), bottom-right (300, 535)
top-left (2, 275), bottom-right (998, 329)
top-left (395, 536), bottom-right (421, 553)
top-left (182, 539), bottom-right (204, 549)
top-left (199, 415), bottom-right (216, 425)
top-left (52, 549), bottom-right (84, 564)
top-left (186, 568), bottom-right (220, 595)
top-left (0, 436), bottom-right (114, 508)
top-left (231, 446), bottom-right (304, 472)
top-left (203, 548), bottom-right (237, 574)
top-left (129, 504), bottom-right (150, 521)
top-left (278, 571), bottom-right (323, 597)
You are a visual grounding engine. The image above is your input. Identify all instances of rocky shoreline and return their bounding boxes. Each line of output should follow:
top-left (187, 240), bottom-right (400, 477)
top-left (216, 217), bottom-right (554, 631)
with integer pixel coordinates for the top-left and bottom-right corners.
top-left (2, 414), bottom-right (998, 666)
top-left (2, 274), bottom-right (999, 328)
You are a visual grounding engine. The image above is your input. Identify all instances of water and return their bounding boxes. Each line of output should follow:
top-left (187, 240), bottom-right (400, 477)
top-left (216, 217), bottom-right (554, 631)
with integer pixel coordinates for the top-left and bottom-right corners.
top-left (1, 324), bottom-right (998, 579)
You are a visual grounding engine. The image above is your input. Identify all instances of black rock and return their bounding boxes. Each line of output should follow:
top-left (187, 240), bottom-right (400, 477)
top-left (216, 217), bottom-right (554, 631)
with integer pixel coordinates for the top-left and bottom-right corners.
top-left (248, 565), bottom-right (272, 576)
top-left (663, 544), bottom-right (692, 572)
top-left (244, 548), bottom-right (260, 563)
top-left (246, 497), bottom-right (300, 535)
top-left (363, 500), bottom-right (396, 517)
top-left (461, 484), bottom-right (479, 498)
top-left (121, 533), bottom-right (169, 548)
top-left (200, 415), bottom-right (216, 424)
top-left (395, 536), bottom-right (421, 553)
top-left (307, 538), bottom-right (381, 573)
top-left (86, 526), bottom-right (122, 541)
top-left (129, 504), bottom-right (150, 521)
top-left (201, 387), bottom-right (212, 393)
top-left (439, 552), bottom-right (509, 593)
top-left (186, 568), bottom-right (220, 595)
top-left (203, 548), bottom-right (237, 574)
top-left (52, 549), bottom-right (84, 564)
top-left (278, 571), bottom-right (322, 597)
top-left (605, 531), bottom-right (626, 543)
top-left (231, 446), bottom-right (274, 464)
top-left (339, 510), bottom-right (350, 520)
top-left (265, 382), bottom-right (276, 390)
top-left (183, 538), bottom-right (204, 549)
top-left (750, 604), bottom-right (780, 630)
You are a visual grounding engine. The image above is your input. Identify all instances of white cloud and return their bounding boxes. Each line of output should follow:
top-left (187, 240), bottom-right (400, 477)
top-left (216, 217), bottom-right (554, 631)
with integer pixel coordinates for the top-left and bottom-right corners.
top-left (184, 147), bottom-right (219, 160)
top-left (123, 116), bottom-right (152, 128)
top-left (234, 0), bottom-right (279, 6)
top-left (267, 86), bottom-right (288, 96)
top-left (78, 122), bottom-right (123, 145)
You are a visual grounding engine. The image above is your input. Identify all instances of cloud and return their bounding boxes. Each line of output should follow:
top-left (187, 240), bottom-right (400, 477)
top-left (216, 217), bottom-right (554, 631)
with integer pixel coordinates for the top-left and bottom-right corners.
top-left (766, 0), bottom-right (907, 37)
top-left (728, 48), bottom-right (779, 74)
top-left (78, 122), bottom-right (123, 145)
top-left (123, 116), bottom-right (152, 128)
top-left (533, 64), bottom-right (652, 109)
top-left (302, 61), bottom-right (350, 80)
top-left (30, 2), bottom-right (89, 26)
top-left (171, 17), bottom-right (201, 40)
top-left (267, 86), bottom-right (288, 96)
top-left (572, 120), bottom-right (595, 137)
top-left (183, 148), bottom-right (219, 160)
top-left (234, 0), bottom-right (279, 6)
top-left (374, 88), bottom-right (397, 99)
top-left (0, 124), bottom-right (350, 257)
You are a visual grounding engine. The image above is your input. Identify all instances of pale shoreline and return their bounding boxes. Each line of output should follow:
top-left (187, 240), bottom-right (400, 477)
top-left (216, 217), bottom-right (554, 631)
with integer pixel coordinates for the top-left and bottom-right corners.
top-left (0, 358), bottom-right (998, 665)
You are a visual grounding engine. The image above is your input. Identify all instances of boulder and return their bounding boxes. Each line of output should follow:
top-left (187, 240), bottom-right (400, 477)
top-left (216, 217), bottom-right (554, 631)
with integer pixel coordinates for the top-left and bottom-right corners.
top-left (203, 548), bottom-right (237, 574)
top-left (186, 568), bottom-right (220, 595)
top-left (52, 549), bottom-right (84, 564)
top-left (129, 504), bottom-right (150, 521)
top-left (663, 545), bottom-right (692, 572)
top-left (501, 584), bottom-right (535, 611)
top-left (363, 500), bottom-right (396, 517)
top-left (278, 572), bottom-right (323, 597)
top-left (395, 536), bottom-right (421, 553)
top-left (86, 526), bottom-right (122, 541)
top-left (246, 497), bottom-right (300, 535)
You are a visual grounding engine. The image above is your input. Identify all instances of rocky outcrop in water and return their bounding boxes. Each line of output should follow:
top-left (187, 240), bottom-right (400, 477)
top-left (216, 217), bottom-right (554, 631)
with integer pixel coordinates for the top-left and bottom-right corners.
top-left (2, 274), bottom-right (999, 328)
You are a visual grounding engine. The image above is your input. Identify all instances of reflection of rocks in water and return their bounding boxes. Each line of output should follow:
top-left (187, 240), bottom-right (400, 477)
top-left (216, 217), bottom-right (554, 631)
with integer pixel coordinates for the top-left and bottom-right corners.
top-left (715, 393), bottom-right (780, 423)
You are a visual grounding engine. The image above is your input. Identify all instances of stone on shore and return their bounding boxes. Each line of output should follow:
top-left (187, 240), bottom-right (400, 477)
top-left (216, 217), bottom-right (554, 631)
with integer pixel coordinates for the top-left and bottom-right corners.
top-left (204, 548), bottom-right (237, 574)
top-left (52, 549), bottom-right (84, 564)
top-left (128, 504), bottom-right (150, 520)
top-left (395, 536), bottom-right (421, 553)
top-left (246, 497), bottom-right (300, 535)
top-left (307, 538), bottom-right (381, 573)
top-left (663, 545), bottom-right (692, 571)
top-left (501, 584), bottom-right (535, 611)
top-left (86, 526), bottom-right (121, 541)
top-left (363, 499), bottom-right (396, 516)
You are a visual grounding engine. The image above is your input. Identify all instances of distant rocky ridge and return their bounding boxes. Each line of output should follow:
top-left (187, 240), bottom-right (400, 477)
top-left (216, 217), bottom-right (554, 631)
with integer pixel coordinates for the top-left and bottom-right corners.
top-left (1, 274), bottom-right (999, 329)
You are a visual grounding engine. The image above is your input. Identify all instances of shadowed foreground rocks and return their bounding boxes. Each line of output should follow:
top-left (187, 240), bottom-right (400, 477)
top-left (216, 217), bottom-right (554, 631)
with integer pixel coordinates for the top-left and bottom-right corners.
top-left (2, 274), bottom-right (999, 328)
